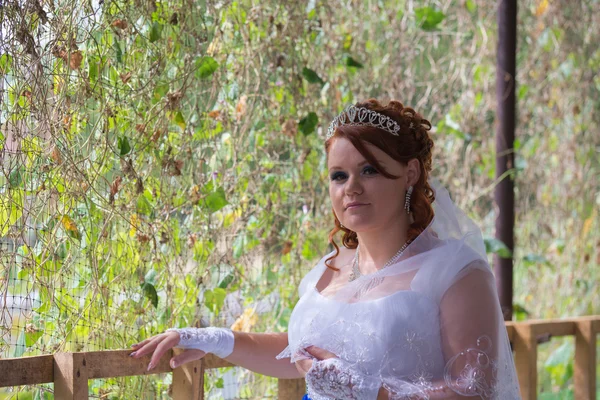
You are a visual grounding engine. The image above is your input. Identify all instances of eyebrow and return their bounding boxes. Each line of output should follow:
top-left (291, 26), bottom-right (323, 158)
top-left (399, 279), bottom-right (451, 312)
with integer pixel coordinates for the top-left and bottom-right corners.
top-left (328, 160), bottom-right (384, 171)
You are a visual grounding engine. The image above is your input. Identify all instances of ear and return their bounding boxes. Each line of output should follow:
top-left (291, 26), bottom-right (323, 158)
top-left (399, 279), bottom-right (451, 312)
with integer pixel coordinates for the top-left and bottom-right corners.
top-left (406, 159), bottom-right (421, 187)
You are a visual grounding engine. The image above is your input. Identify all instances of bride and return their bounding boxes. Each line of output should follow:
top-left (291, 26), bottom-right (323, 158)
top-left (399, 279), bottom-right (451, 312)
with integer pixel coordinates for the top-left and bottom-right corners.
top-left (130, 99), bottom-right (521, 399)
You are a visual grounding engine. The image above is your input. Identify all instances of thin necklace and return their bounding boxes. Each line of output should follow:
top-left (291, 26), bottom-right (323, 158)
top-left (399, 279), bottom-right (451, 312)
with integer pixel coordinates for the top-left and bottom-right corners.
top-left (348, 241), bottom-right (410, 282)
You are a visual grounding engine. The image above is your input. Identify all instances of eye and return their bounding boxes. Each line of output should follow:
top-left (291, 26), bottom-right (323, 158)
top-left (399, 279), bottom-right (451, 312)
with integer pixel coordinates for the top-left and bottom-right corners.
top-left (330, 171), bottom-right (347, 181)
top-left (362, 165), bottom-right (378, 175)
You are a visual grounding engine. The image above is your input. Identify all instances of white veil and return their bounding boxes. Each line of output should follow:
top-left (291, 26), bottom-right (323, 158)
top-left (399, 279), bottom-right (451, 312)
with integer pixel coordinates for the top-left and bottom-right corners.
top-left (281, 179), bottom-right (521, 399)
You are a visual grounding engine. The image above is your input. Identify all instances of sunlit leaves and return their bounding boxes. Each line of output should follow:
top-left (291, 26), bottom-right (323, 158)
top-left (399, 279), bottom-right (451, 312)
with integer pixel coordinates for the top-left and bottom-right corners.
top-left (415, 6), bottom-right (446, 31)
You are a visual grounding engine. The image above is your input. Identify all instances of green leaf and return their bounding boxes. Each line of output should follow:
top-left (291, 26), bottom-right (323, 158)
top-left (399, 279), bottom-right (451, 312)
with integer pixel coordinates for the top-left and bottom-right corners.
top-left (0, 190), bottom-right (24, 236)
top-left (89, 60), bottom-right (98, 82)
top-left (233, 234), bottom-right (245, 259)
top-left (195, 57), bottom-right (219, 79)
top-left (153, 83), bottom-right (169, 103)
top-left (136, 195), bottom-right (153, 216)
top-left (465, 0), bottom-right (477, 13)
top-left (25, 329), bottom-right (43, 347)
top-left (204, 288), bottom-right (227, 315)
top-left (0, 53), bottom-right (13, 74)
top-left (171, 111), bottom-right (186, 130)
top-left (212, 288), bottom-right (227, 313)
top-left (215, 378), bottom-right (224, 389)
top-left (149, 22), bottom-right (162, 43)
top-left (523, 253), bottom-right (549, 267)
top-left (513, 303), bottom-right (530, 321)
top-left (484, 237), bottom-right (513, 258)
top-left (218, 274), bottom-right (235, 289)
top-left (302, 67), bottom-right (324, 85)
top-left (118, 136), bottom-right (131, 156)
top-left (344, 56), bottom-right (364, 69)
top-left (298, 112), bottom-right (318, 135)
top-left (13, 332), bottom-right (26, 357)
top-left (141, 282), bottom-right (158, 308)
top-left (204, 187), bottom-right (228, 212)
top-left (545, 341), bottom-right (574, 368)
top-left (415, 6), bottom-right (446, 31)
top-left (113, 41), bottom-right (123, 63)
top-left (8, 167), bottom-right (24, 188)
top-left (144, 269), bottom-right (157, 285)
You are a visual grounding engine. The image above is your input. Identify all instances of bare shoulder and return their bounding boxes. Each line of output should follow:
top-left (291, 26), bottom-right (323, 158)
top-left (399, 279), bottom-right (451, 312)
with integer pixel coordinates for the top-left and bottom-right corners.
top-left (327, 246), bottom-right (354, 270)
top-left (316, 246), bottom-right (355, 294)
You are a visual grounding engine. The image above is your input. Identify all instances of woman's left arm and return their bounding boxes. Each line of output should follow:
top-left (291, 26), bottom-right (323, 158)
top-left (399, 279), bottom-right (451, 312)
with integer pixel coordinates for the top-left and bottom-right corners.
top-left (295, 263), bottom-right (519, 399)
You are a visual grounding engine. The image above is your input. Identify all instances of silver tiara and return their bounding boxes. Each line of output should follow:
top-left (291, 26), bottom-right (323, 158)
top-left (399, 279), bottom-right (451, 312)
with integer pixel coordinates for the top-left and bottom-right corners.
top-left (326, 105), bottom-right (402, 140)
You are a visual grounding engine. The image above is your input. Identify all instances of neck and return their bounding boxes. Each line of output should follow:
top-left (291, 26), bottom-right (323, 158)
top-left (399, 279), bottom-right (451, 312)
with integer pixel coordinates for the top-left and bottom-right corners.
top-left (355, 217), bottom-right (410, 273)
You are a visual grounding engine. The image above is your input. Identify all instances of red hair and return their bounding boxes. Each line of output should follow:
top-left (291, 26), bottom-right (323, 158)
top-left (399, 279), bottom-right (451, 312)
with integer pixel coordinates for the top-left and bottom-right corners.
top-left (324, 99), bottom-right (435, 270)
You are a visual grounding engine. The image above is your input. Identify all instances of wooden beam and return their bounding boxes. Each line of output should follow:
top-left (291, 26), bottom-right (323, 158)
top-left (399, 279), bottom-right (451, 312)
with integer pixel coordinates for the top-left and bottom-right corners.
top-left (574, 319), bottom-right (597, 400)
top-left (278, 378), bottom-right (306, 399)
top-left (172, 349), bottom-right (204, 400)
top-left (528, 320), bottom-right (576, 337)
top-left (513, 324), bottom-right (537, 400)
top-left (53, 352), bottom-right (89, 400)
top-left (0, 355), bottom-right (53, 387)
top-left (203, 353), bottom-right (234, 369)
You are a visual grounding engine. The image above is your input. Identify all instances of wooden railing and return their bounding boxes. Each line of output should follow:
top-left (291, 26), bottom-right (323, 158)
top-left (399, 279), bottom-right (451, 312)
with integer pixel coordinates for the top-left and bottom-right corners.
top-left (1, 316), bottom-right (598, 399)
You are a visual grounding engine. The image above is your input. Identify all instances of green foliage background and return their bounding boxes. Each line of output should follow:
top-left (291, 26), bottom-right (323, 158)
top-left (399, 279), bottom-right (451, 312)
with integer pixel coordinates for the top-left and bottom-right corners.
top-left (0, 0), bottom-right (598, 398)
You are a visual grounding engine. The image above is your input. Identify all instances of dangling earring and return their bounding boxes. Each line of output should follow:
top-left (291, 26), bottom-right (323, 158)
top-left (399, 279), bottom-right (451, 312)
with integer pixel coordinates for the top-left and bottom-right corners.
top-left (404, 186), bottom-right (413, 214)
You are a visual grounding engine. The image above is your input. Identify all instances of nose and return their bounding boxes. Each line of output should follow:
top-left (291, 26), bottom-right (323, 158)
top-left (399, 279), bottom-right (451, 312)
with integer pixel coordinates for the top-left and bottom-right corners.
top-left (345, 174), bottom-right (363, 195)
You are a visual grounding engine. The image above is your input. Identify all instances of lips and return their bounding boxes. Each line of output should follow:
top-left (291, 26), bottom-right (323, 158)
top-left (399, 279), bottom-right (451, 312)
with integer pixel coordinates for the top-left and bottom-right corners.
top-left (345, 202), bottom-right (369, 210)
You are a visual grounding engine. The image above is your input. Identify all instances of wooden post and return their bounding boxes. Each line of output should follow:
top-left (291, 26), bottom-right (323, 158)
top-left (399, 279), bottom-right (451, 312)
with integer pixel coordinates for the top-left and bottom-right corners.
top-left (278, 378), bottom-right (305, 399)
top-left (513, 324), bottom-right (537, 400)
top-left (574, 319), bottom-right (596, 400)
top-left (172, 350), bottom-right (205, 400)
top-left (494, 0), bottom-right (518, 321)
top-left (53, 352), bottom-right (89, 400)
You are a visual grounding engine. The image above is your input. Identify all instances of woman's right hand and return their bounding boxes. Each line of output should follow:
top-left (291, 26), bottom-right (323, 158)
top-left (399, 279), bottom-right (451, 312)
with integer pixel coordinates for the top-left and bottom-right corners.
top-left (129, 331), bottom-right (207, 371)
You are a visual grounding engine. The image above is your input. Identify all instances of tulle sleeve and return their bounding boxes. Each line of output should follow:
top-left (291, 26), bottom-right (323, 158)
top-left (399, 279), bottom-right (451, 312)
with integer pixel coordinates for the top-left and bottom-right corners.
top-left (303, 259), bottom-right (521, 400)
top-left (380, 260), bottom-right (520, 399)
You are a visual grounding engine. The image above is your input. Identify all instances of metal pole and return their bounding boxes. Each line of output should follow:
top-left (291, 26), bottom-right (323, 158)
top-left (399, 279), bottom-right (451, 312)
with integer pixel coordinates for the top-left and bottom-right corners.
top-left (494, 0), bottom-right (517, 321)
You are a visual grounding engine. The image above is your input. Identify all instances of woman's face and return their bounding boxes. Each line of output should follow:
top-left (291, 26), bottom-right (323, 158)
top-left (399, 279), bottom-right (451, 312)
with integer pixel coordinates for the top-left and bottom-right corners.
top-left (327, 137), bottom-right (410, 233)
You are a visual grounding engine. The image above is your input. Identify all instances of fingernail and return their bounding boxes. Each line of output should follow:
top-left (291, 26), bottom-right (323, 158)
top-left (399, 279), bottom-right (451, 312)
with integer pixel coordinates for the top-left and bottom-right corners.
top-left (131, 343), bottom-right (138, 348)
top-left (170, 360), bottom-right (177, 369)
top-left (129, 352), bottom-right (137, 357)
top-left (147, 362), bottom-right (155, 371)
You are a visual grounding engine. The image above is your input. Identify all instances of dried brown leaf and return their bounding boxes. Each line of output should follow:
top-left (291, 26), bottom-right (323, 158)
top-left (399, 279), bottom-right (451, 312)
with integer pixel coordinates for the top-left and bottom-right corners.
top-left (120, 72), bottom-right (132, 84)
top-left (69, 51), bottom-right (83, 70)
top-left (112, 19), bottom-right (128, 30)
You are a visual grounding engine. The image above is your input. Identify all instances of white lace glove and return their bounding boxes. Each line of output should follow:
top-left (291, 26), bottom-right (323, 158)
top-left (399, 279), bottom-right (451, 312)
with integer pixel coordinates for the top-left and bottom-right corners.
top-left (306, 358), bottom-right (381, 400)
top-left (166, 327), bottom-right (235, 358)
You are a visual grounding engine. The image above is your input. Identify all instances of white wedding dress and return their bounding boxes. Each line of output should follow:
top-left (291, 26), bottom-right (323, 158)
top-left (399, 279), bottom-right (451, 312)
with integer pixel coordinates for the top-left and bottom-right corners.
top-left (277, 181), bottom-right (521, 399)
